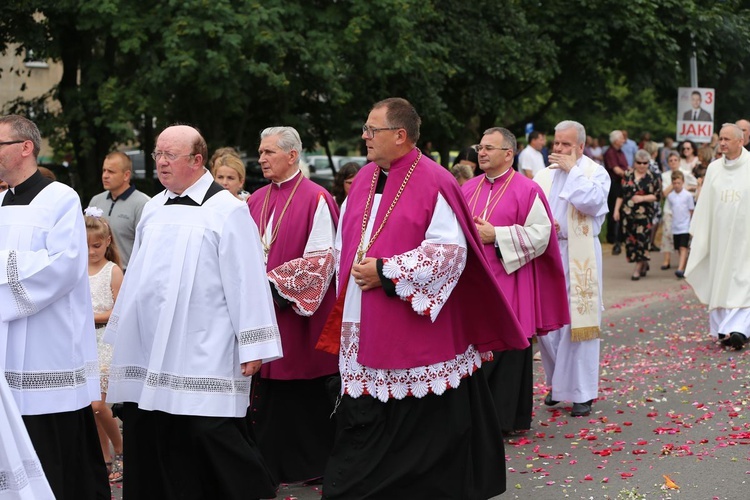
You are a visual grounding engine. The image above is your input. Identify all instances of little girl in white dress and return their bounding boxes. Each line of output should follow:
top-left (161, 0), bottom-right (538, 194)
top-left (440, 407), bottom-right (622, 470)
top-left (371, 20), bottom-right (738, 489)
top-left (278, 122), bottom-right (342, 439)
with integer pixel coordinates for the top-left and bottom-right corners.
top-left (85, 207), bottom-right (124, 483)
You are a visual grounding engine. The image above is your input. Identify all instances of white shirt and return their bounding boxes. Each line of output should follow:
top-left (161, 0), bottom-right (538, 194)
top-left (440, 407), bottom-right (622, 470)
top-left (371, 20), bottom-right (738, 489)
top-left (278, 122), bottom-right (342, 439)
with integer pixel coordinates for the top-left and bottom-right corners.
top-left (518, 146), bottom-right (546, 177)
top-left (667, 189), bottom-right (694, 234)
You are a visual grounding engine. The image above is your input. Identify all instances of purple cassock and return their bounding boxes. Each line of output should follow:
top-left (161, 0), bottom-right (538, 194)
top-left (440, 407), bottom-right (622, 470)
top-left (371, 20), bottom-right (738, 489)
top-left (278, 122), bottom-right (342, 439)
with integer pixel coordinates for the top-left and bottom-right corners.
top-left (461, 171), bottom-right (570, 338)
top-left (322, 148), bottom-right (528, 369)
top-left (248, 175), bottom-right (339, 379)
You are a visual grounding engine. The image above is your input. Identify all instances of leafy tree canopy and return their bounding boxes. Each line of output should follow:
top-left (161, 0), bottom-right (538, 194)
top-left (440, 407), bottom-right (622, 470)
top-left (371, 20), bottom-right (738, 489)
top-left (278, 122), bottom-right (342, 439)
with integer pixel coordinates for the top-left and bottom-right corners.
top-left (2, 0), bottom-right (750, 198)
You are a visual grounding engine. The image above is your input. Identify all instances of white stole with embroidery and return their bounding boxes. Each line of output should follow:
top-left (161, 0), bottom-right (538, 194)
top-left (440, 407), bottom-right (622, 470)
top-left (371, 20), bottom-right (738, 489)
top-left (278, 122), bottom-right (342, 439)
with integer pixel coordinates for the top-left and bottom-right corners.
top-left (535, 161), bottom-right (601, 341)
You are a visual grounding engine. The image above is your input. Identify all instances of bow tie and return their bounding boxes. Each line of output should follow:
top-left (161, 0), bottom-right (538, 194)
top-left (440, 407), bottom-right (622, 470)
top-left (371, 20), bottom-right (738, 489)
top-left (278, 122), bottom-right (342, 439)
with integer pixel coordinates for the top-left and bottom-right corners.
top-left (165, 195), bottom-right (199, 206)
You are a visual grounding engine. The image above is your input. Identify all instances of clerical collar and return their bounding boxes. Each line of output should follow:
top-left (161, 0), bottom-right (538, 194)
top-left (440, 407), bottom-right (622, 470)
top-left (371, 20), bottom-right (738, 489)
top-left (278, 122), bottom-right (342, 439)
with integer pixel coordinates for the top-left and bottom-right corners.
top-left (273, 168), bottom-right (301, 186)
top-left (485, 168), bottom-right (512, 184)
top-left (1, 169), bottom-right (53, 206)
top-left (107, 184), bottom-right (136, 201)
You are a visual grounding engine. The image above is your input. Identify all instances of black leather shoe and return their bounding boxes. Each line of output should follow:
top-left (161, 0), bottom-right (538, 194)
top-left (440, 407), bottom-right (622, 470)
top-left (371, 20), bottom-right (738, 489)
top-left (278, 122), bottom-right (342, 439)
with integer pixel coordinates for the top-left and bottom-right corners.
top-left (730, 332), bottom-right (748, 350)
top-left (544, 393), bottom-right (559, 406)
top-left (571, 400), bottom-right (593, 417)
top-left (612, 244), bottom-right (621, 256)
top-left (660, 264), bottom-right (671, 270)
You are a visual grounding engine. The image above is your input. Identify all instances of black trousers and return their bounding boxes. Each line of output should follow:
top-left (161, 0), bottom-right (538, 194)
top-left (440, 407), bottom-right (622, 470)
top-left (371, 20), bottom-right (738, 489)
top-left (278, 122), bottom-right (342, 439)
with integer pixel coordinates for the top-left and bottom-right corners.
top-left (482, 346), bottom-right (533, 433)
top-left (249, 375), bottom-right (336, 483)
top-left (23, 405), bottom-right (110, 500)
top-left (121, 403), bottom-right (276, 500)
top-left (606, 183), bottom-right (622, 244)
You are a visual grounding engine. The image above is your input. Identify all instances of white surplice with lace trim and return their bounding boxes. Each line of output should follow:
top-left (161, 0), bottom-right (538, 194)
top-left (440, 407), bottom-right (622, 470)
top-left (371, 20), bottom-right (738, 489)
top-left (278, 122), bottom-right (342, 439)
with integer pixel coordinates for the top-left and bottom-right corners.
top-left (337, 192), bottom-right (491, 403)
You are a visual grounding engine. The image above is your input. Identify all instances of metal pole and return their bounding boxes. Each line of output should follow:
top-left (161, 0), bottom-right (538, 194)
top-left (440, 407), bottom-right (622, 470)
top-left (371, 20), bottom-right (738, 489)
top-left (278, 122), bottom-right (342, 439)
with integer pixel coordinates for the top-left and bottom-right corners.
top-left (690, 34), bottom-right (698, 87)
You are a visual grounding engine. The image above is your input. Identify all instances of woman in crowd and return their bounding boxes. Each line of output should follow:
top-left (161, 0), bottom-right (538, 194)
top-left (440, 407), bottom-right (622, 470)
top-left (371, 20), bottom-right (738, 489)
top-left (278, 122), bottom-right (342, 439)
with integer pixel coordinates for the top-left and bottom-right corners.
top-left (212, 153), bottom-right (249, 201)
top-left (644, 141), bottom-right (663, 251)
top-left (678, 140), bottom-right (700, 174)
top-left (331, 161), bottom-right (361, 206)
top-left (614, 149), bottom-right (661, 280)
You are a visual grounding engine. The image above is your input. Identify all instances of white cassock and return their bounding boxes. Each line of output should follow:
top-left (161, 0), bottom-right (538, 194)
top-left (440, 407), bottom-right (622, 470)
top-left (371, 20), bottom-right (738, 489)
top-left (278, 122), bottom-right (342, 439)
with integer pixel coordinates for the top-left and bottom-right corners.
top-left (686, 150), bottom-right (750, 337)
top-left (535, 157), bottom-right (610, 403)
top-left (0, 182), bottom-right (100, 415)
top-left (105, 171), bottom-right (282, 417)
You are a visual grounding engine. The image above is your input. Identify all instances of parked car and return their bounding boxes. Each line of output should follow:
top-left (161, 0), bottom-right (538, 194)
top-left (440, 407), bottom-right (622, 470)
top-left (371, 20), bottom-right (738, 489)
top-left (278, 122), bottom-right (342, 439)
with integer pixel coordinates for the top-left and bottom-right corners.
top-left (126, 150), bottom-right (158, 180)
top-left (303, 154), bottom-right (368, 190)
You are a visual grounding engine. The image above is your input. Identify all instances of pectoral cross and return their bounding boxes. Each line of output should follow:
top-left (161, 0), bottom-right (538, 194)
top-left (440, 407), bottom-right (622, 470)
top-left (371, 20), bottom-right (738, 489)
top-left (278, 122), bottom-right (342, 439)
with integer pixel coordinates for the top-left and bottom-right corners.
top-left (356, 248), bottom-right (364, 264)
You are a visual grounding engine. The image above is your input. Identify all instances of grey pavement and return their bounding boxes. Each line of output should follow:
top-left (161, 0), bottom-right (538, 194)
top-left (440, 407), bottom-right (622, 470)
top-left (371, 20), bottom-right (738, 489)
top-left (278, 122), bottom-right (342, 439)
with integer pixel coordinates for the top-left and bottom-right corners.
top-left (113, 245), bottom-right (748, 499)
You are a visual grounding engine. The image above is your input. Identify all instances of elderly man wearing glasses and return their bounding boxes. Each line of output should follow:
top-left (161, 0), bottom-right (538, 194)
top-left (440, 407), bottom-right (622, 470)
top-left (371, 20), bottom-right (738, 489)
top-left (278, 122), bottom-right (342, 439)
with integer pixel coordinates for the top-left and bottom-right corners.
top-left (104, 124), bottom-right (282, 499)
top-left (316, 98), bottom-right (528, 500)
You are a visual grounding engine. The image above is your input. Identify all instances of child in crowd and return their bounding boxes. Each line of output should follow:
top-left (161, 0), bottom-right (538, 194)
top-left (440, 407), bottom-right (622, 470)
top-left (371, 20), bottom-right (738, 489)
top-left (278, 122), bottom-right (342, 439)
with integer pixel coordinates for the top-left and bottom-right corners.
top-left (661, 151), bottom-right (697, 270)
top-left (666, 171), bottom-right (695, 278)
top-left (84, 207), bottom-right (125, 483)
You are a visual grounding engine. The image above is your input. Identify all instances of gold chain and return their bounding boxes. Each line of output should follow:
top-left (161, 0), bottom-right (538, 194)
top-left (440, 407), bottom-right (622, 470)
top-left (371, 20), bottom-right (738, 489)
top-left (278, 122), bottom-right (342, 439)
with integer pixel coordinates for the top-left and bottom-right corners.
top-left (356, 151), bottom-right (422, 263)
top-left (467, 170), bottom-right (515, 220)
top-left (259, 172), bottom-right (304, 256)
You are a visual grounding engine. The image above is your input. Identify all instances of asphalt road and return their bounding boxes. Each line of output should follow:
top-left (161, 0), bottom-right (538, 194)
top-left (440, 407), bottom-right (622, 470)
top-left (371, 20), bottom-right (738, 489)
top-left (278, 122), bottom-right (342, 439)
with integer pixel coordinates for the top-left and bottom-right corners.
top-left (112, 245), bottom-right (749, 499)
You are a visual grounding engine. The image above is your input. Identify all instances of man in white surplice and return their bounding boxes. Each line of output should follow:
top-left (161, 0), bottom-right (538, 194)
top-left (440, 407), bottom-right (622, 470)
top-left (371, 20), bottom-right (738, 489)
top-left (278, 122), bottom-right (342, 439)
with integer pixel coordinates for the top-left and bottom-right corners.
top-left (0, 114), bottom-right (106, 499)
top-left (686, 123), bottom-right (750, 350)
top-left (105, 125), bottom-right (282, 499)
top-left (534, 120), bottom-right (610, 418)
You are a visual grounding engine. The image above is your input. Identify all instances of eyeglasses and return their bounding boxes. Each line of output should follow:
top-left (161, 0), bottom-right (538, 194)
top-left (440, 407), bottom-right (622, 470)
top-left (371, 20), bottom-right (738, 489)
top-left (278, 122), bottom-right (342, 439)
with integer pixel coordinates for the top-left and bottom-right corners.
top-left (362, 125), bottom-right (401, 139)
top-left (634, 161), bottom-right (650, 165)
top-left (471, 144), bottom-right (511, 153)
top-left (0, 140), bottom-right (25, 148)
top-left (151, 151), bottom-right (195, 162)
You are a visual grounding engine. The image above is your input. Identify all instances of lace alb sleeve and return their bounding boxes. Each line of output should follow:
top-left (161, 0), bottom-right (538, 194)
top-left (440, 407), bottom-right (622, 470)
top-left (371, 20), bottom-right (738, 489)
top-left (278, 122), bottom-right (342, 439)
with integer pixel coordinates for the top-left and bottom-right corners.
top-left (268, 196), bottom-right (336, 316)
top-left (381, 193), bottom-right (467, 322)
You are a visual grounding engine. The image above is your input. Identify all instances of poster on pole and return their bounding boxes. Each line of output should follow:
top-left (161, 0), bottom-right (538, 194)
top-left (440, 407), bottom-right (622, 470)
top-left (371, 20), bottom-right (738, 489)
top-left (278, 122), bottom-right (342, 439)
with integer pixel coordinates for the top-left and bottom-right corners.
top-left (676, 87), bottom-right (714, 143)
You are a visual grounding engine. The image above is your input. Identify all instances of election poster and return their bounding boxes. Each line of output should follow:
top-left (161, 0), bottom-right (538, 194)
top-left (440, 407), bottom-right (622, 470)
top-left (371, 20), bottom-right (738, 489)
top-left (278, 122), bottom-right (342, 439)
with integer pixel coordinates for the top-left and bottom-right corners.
top-left (676, 87), bottom-right (715, 143)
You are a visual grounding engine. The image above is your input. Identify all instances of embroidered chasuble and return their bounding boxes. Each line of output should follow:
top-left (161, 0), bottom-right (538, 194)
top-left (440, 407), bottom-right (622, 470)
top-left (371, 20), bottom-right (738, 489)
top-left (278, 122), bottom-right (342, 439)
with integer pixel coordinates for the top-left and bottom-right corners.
top-left (686, 149), bottom-right (750, 309)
